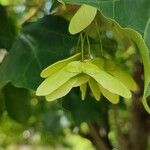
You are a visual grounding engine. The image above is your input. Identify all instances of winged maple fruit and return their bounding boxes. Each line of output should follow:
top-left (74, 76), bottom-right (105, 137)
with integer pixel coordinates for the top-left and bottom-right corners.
top-left (36, 53), bottom-right (137, 103)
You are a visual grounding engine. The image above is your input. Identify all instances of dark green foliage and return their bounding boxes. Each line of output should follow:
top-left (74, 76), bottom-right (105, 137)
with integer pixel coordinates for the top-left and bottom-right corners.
top-left (0, 15), bottom-right (77, 90)
top-left (0, 5), bottom-right (17, 50)
top-left (62, 89), bottom-right (109, 125)
top-left (3, 83), bottom-right (32, 124)
top-left (0, 1), bottom-right (149, 149)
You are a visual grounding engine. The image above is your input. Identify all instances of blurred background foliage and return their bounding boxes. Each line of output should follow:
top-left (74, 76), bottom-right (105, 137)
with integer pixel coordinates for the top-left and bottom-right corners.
top-left (0, 0), bottom-right (149, 150)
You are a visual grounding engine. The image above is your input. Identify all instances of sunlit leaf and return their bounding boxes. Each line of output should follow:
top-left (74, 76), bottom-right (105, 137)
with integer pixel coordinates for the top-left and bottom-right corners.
top-left (69, 4), bottom-right (97, 34)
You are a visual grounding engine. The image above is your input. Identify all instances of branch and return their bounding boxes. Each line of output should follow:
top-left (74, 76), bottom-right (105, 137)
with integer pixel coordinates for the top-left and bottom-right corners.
top-left (113, 106), bottom-right (130, 150)
top-left (129, 59), bottom-right (150, 150)
top-left (87, 122), bottom-right (110, 150)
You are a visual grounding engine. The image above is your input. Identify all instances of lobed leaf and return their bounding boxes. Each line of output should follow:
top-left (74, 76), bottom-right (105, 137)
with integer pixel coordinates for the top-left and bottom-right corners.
top-left (64, 0), bottom-right (150, 35)
top-left (0, 15), bottom-right (77, 90)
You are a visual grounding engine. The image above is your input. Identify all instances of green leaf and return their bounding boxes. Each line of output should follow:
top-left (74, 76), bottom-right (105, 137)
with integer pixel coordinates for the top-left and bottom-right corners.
top-left (123, 28), bottom-right (150, 113)
top-left (0, 5), bottom-right (17, 50)
top-left (42, 105), bottom-right (63, 135)
top-left (0, 15), bottom-right (77, 90)
top-left (64, 0), bottom-right (150, 35)
top-left (0, 89), bottom-right (5, 118)
top-left (62, 89), bottom-right (109, 125)
top-left (69, 4), bottom-right (97, 34)
top-left (3, 83), bottom-right (31, 124)
top-left (64, 0), bottom-right (114, 18)
top-left (144, 18), bottom-right (150, 52)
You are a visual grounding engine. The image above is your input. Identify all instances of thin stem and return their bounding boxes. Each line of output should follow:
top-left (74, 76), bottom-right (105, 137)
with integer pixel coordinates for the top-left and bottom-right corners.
top-left (95, 20), bottom-right (104, 57)
top-left (80, 33), bottom-right (85, 61)
top-left (86, 34), bottom-right (91, 58)
top-left (76, 35), bottom-right (81, 53)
